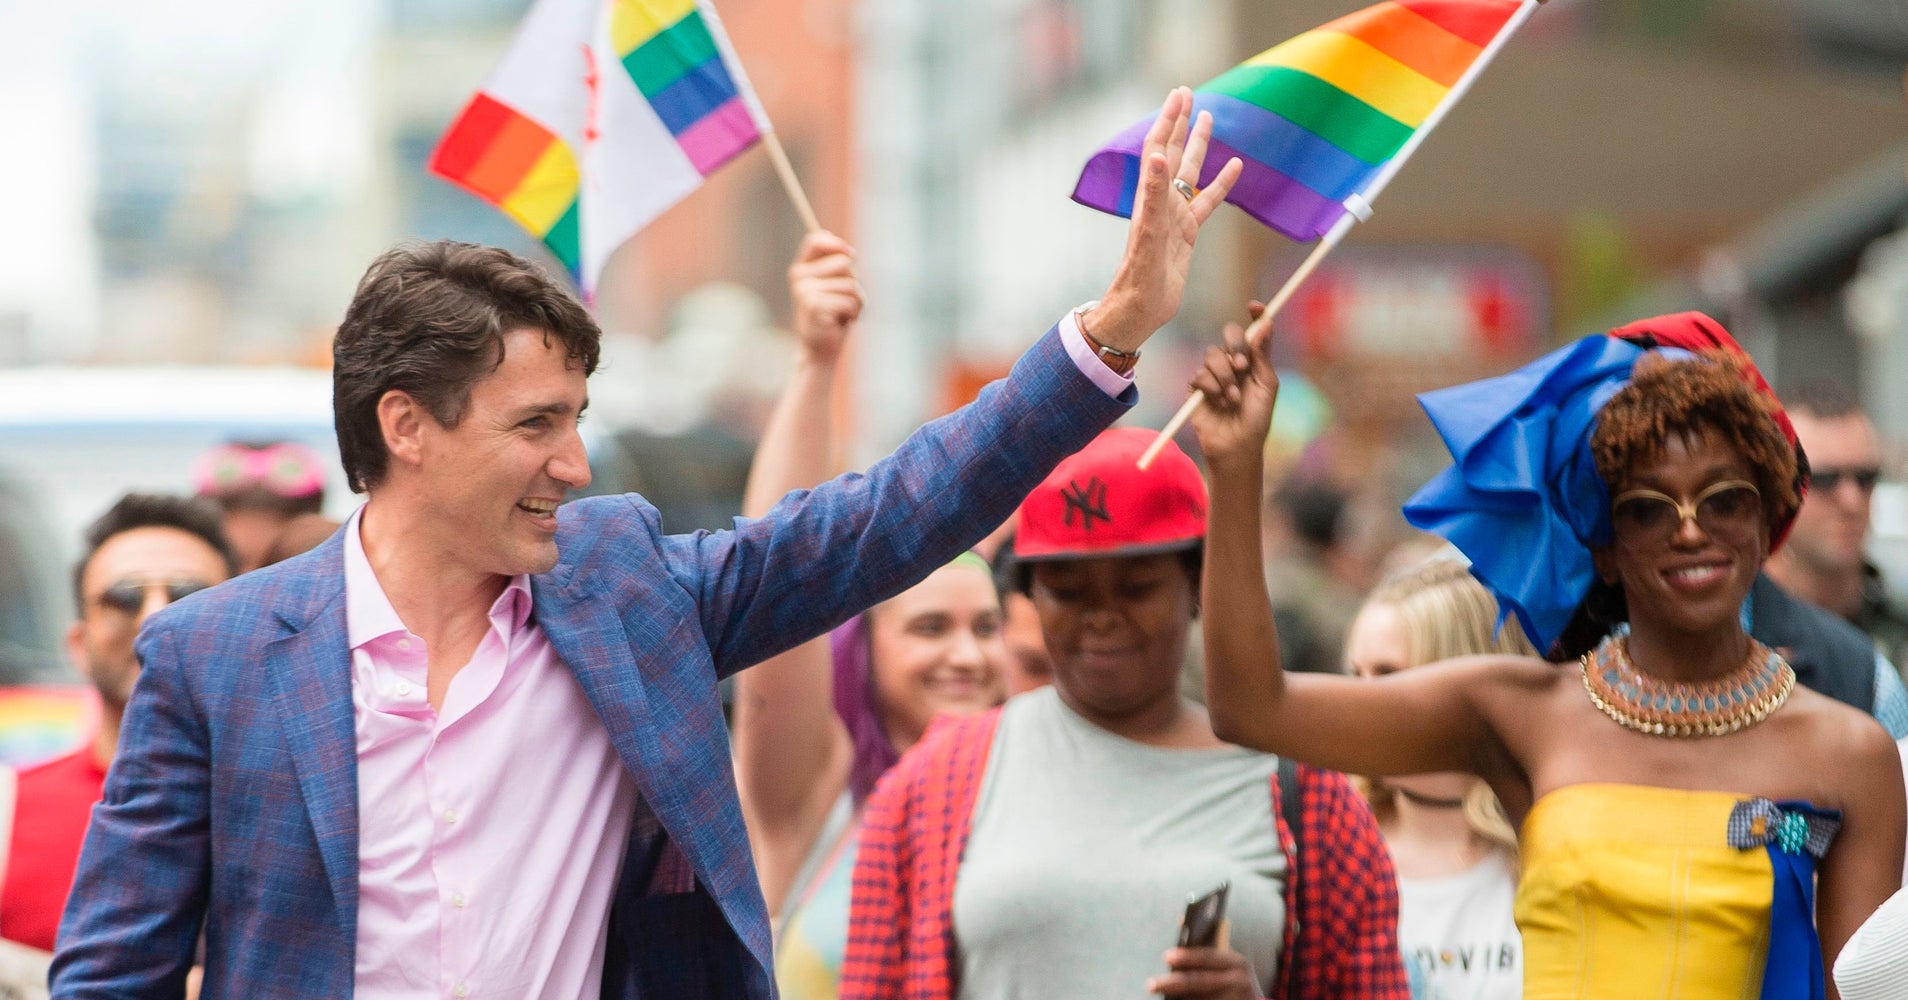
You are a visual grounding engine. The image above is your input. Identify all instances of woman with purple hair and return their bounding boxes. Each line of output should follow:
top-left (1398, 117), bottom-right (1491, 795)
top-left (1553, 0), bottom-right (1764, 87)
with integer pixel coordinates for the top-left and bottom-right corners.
top-left (731, 231), bottom-right (1008, 1000)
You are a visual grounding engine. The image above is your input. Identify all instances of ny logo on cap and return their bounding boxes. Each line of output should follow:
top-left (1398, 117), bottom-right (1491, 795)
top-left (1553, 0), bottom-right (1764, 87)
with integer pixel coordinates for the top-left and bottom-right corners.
top-left (1061, 477), bottom-right (1111, 530)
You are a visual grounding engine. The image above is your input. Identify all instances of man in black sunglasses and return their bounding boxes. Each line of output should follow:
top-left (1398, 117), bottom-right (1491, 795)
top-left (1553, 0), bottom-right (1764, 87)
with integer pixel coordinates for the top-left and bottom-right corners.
top-left (1765, 384), bottom-right (1908, 678)
top-left (0, 494), bottom-right (234, 961)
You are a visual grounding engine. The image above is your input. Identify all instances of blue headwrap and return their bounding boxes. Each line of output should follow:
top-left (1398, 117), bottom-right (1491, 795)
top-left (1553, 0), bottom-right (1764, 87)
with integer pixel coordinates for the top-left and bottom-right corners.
top-left (1401, 336), bottom-right (1695, 653)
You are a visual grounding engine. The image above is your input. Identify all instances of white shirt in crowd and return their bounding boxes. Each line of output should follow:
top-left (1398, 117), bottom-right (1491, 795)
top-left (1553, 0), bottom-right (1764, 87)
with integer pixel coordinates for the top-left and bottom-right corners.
top-left (1397, 851), bottom-right (1522, 1000)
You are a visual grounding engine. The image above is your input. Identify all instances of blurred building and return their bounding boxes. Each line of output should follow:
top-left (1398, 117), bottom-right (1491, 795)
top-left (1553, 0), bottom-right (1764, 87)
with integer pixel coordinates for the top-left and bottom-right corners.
top-left (0, 0), bottom-right (1900, 475)
top-left (86, 0), bottom-right (381, 363)
top-left (0, 5), bottom-right (98, 362)
top-left (834, 0), bottom-right (1906, 564)
top-left (851, 0), bottom-right (1243, 457)
top-left (844, 0), bottom-right (1905, 460)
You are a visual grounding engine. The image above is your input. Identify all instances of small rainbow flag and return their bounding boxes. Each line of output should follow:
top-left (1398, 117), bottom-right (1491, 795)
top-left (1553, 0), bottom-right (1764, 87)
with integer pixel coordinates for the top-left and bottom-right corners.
top-left (1074, 0), bottom-right (1523, 242)
top-left (432, 92), bottom-right (584, 274)
top-left (0, 685), bottom-right (95, 768)
top-left (431, 0), bottom-right (769, 293)
top-left (610, 0), bottom-right (762, 176)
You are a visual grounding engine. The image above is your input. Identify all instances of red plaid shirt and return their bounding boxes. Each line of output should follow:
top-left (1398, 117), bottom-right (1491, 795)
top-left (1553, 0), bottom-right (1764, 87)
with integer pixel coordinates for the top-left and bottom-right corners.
top-left (841, 709), bottom-right (1408, 1000)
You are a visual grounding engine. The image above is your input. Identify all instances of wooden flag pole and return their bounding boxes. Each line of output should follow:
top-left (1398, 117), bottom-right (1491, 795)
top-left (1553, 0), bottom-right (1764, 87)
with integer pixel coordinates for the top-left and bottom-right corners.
top-left (1135, 0), bottom-right (1544, 470)
top-left (763, 130), bottom-right (823, 234)
top-left (1137, 210), bottom-right (1356, 469)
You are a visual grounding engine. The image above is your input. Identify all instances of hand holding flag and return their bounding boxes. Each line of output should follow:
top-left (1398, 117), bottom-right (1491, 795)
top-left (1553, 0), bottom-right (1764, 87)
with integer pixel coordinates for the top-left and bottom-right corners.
top-left (1187, 301), bottom-right (1281, 475)
top-left (1082, 87), bottom-right (1244, 356)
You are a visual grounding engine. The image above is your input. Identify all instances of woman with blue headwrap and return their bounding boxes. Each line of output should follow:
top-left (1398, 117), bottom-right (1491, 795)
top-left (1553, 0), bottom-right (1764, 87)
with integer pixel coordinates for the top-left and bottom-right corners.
top-left (1187, 309), bottom-right (1905, 999)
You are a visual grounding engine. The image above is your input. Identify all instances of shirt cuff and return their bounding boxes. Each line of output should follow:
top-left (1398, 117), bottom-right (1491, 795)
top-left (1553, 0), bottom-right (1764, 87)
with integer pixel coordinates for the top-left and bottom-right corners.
top-left (1059, 302), bottom-right (1135, 399)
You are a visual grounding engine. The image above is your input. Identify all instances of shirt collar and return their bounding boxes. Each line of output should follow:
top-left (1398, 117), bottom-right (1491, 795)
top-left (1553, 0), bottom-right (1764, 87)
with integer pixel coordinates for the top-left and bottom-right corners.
top-left (493, 575), bottom-right (534, 633)
top-left (342, 506), bottom-right (536, 650)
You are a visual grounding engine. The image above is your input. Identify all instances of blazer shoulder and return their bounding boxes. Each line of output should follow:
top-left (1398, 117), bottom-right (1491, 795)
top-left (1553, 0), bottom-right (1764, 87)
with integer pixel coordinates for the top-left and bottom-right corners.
top-left (552, 493), bottom-right (667, 561)
top-left (135, 546), bottom-right (349, 691)
top-left (143, 566), bottom-right (297, 640)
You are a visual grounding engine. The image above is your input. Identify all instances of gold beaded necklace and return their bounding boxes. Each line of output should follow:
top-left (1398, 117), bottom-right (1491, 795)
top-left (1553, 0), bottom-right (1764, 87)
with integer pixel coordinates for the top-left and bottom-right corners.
top-left (1579, 634), bottom-right (1794, 738)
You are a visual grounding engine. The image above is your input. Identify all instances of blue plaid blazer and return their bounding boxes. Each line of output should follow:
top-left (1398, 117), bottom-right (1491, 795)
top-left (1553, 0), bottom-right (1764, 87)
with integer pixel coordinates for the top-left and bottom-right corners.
top-left (50, 329), bottom-right (1129, 999)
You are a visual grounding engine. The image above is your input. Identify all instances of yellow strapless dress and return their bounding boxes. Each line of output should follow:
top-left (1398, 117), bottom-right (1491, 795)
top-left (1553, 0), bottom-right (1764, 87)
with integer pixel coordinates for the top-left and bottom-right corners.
top-left (1516, 784), bottom-right (1775, 999)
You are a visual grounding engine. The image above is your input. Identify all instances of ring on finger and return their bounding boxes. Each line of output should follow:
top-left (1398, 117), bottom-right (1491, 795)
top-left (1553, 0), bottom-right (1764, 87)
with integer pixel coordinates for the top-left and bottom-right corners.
top-left (1172, 178), bottom-right (1199, 202)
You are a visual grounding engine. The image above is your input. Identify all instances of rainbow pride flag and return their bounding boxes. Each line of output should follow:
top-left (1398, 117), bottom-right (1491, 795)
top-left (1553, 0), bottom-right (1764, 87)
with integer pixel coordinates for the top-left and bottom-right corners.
top-left (431, 0), bottom-right (769, 293)
top-left (610, 0), bottom-right (762, 175)
top-left (1074, 0), bottom-right (1522, 241)
top-left (0, 685), bottom-right (95, 768)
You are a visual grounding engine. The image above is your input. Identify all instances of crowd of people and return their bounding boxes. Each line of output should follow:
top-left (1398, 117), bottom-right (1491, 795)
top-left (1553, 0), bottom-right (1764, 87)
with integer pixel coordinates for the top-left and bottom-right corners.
top-left (1, 89), bottom-right (1907, 999)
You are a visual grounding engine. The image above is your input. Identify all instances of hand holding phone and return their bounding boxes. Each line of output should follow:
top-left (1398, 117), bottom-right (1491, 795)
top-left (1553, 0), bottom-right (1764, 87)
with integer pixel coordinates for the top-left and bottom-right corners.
top-left (1154, 884), bottom-right (1252, 999)
top-left (1176, 881), bottom-right (1230, 950)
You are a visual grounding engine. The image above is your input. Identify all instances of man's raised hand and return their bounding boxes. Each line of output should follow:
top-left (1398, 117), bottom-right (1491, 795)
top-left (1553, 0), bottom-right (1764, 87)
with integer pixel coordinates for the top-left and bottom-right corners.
top-left (1085, 87), bottom-right (1244, 355)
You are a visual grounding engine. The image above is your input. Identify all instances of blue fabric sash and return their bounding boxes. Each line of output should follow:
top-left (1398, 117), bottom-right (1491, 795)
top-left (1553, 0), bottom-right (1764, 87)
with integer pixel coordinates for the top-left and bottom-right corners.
top-left (1727, 798), bottom-right (1841, 1000)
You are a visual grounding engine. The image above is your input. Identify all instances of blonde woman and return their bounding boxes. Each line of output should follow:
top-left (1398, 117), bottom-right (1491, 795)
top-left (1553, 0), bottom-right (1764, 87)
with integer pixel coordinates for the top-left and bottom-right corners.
top-left (1346, 558), bottom-right (1526, 1000)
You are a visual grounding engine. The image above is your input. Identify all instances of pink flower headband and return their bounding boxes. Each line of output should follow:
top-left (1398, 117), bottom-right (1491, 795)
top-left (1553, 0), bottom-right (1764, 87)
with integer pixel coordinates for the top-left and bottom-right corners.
top-left (192, 441), bottom-right (326, 500)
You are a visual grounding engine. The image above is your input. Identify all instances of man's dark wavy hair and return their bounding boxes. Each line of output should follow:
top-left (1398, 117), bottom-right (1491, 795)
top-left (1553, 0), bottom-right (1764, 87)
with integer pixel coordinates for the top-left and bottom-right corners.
top-left (332, 241), bottom-right (601, 493)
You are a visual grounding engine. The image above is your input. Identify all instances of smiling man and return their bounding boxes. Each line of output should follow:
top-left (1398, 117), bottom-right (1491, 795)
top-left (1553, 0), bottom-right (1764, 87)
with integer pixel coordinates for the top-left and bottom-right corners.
top-left (1765, 384), bottom-right (1908, 671)
top-left (50, 91), bottom-right (1242, 999)
top-left (2, 495), bottom-right (233, 958)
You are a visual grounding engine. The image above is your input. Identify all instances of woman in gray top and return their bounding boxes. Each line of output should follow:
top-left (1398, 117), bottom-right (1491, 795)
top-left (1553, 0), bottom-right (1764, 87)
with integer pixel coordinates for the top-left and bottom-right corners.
top-left (842, 426), bottom-right (1408, 1000)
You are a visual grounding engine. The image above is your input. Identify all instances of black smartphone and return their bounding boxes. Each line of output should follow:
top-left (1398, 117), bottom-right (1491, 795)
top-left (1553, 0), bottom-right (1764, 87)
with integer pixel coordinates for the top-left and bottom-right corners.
top-left (1177, 881), bottom-right (1230, 949)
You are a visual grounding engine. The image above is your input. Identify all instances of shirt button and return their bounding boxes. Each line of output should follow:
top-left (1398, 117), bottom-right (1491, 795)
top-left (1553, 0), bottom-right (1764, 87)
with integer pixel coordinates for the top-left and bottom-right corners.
top-left (396, 683), bottom-right (413, 696)
top-left (398, 638), bottom-right (413, 651)
top-left (452, 892), bottom-right (467, 908)
top-left (453, 985), bottom-right (469, 998)
top-left (443, 809), bottom-right (458, 824)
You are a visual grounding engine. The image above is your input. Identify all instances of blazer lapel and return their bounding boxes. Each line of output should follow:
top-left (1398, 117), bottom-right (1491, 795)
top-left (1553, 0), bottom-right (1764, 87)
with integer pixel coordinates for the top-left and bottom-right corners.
top-left (534, 587), bottom-right (661, 803)
top-left (534, 578), bottom-right (776, 977)
top-left (264, 541), bottom-right (361, 935)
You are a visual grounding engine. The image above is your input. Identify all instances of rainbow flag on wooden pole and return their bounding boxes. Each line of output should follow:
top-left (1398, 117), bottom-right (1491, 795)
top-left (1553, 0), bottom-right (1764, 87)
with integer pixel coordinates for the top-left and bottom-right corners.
top-left (1083, 0), bottom-right (1545, 468)
top-left (430, 0), bottom-right (811, 295)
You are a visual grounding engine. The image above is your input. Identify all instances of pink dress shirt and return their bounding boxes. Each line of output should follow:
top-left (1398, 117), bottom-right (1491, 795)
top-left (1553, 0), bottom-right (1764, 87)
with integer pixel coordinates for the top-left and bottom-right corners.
top-left (345, 510), bottom-right (638, 999)
top-left (340, 314), bottom-right (1120, 998)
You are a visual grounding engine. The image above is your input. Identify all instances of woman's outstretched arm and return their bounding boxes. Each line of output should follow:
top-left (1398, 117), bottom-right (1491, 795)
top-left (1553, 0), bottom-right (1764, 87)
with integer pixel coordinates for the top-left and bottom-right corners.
top-left (1190, 311), bottom-right (1519, 780)
top-left (732, 230), bottom-right (863, 913)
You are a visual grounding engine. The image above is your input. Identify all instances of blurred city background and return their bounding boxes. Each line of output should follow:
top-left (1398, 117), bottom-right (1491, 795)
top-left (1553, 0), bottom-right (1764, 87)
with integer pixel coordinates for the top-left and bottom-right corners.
top-left (0, 0), bottom-right (1903, 691)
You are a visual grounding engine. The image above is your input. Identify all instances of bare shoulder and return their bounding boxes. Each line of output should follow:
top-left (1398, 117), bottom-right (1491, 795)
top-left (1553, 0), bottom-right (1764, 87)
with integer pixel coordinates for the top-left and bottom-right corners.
top-left (1776, 687), bottom-right (1902, 799)
top-left (1781, 686), bottom-right (1894, 756)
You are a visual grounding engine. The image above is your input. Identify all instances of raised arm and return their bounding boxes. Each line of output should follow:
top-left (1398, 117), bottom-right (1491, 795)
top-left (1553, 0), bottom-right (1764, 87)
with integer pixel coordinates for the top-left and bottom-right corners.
top-left (674, 88), bottom-right (1244, 675)
top-left (732, 231), bottom-right (862, 912)
top-left (1190, 313), bottom-right (1514, 779)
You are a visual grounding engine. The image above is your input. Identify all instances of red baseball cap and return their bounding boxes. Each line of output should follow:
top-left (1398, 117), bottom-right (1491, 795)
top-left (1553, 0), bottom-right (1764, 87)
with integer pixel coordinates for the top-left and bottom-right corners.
top-left (1014, 427), bottom-right (1207, 561)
